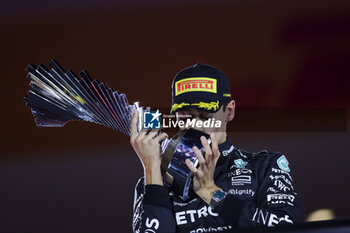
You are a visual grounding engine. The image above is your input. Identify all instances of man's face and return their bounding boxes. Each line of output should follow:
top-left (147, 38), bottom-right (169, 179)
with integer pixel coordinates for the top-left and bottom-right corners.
top-left (175, 106), bottom-right (227, 134)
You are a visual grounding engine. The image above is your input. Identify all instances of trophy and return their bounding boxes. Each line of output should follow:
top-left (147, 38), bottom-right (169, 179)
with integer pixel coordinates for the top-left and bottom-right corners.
top-left (24, 59), bottom-right (209, 200)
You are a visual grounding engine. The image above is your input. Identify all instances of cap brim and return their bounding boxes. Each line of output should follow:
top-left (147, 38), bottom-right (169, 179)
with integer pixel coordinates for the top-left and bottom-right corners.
top-left (171, 99), bottom-right (222, 114)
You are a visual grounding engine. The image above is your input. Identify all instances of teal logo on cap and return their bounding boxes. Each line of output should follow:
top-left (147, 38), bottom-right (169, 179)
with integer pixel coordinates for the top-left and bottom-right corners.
top-left (234, 159), bottom-right (248, 168)
top-left (277, 155), bottom-right (290, 172)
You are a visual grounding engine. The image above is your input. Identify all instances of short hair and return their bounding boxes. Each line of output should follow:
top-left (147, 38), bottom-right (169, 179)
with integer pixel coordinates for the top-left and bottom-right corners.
top-left (222, 102), bottom-right (229, 112)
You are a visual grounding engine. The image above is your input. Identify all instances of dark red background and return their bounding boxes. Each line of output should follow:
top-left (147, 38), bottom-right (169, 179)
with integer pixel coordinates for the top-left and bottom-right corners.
top-left (1, 0), bottom-right (350, 232)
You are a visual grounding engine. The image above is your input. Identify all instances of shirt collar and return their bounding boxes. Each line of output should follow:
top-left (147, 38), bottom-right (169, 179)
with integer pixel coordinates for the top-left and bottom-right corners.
top-left (218, 136), bottom-right (234, 152)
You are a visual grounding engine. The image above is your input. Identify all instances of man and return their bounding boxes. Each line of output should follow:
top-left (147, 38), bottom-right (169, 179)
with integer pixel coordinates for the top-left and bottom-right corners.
top-left (130, 63), bottom-right (304, 233)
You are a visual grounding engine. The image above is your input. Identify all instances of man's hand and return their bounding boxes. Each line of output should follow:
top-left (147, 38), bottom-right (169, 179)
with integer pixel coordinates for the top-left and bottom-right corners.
top-left (185, 133), bottom-right (221, 205)
top-left (130, 110), bottom-right (168, 185)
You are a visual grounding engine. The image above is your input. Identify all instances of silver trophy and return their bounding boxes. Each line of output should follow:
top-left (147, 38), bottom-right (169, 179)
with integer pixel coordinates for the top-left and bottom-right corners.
top-left (24, 59), bottom-right (208, 200)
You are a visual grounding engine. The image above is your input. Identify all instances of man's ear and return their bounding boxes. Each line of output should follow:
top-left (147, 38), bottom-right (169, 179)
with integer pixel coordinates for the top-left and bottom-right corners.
top-left (226, 100), bottom-right (235, 122)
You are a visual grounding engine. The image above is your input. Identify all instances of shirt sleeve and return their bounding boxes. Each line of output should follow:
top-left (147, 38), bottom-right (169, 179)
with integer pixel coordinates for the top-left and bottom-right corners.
top-left (132, 177), bottom-right (177, 233)
top-left (214, 153), bottom-right (305, 227)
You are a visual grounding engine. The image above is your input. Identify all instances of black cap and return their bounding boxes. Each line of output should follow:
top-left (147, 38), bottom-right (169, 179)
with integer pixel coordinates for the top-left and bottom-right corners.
top-left (171, 63), bottom-right (231, 113)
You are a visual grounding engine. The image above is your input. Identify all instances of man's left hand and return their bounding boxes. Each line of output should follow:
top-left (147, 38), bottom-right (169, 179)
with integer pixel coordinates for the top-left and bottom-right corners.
top-left (185, 133), bottom-right (221, 205)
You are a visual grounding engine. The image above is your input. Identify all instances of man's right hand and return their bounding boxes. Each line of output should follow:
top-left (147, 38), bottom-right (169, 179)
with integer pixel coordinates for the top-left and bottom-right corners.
top-left (130, 110), bottom-right (168, 185)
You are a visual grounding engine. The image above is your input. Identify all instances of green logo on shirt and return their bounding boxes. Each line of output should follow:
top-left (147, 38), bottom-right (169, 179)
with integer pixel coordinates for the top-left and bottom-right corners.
top-left (234, 159), bottom-right (248, 168)
top-left (277, 155), bottom-right (290, 172)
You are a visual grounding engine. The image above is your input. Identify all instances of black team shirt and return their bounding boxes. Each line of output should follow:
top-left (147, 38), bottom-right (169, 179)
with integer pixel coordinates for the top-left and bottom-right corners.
top-left (132, 138), bottom-right (304, 233)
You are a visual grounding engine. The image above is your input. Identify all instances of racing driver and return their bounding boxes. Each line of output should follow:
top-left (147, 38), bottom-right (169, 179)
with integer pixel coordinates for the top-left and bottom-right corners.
top-left (130, 63), bottom-right (304, 232)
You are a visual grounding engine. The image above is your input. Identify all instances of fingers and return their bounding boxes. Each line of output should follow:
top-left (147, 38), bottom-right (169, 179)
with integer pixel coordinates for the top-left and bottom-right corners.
top-left (133, 129), bottom-right (168, 151)
top-left (130, 111), bottom-right (139, 143)
top-left (136, 127), bottom-right (149, 140)
top-left (210, 133), bottom-right (221, 161)
top-left (144, 129), bottom-right (160, 141)
top-left (195, 133), bottom-right (221, 171)
top-left (185, 158), bottom-right (198, 174)
top-left (144, 130), bottom-right (168, 145)
top-left (193, 146), bottom-right (205, 165)
top-left (200, 136), bottom-right (212, 160)
top-left (156, 132), bottom-right (168, 143)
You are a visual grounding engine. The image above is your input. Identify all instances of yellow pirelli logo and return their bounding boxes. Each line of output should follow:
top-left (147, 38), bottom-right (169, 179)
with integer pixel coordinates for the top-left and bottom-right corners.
top-left (175, 77), bottom-right (217, 96)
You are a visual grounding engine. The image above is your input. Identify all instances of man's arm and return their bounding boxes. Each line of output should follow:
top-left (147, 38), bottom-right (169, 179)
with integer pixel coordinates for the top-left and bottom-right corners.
top-left (130, 111), bottom-right (176, 232)
top-left (133, 178), bottom-right (176, 233)
top-left (214, 153), bottom-right (305, 227)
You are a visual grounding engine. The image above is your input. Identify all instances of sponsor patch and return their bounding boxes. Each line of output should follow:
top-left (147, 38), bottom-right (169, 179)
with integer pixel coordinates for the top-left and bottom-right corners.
top-left (222, 145), bottom-right (234, 157)
top-left (189, 225), bottom-right (232, 233)
top-left (277, 155), bottom-right (290, 172)
top-left (267, 187), bottom-right (279, 193)
top-left (271, 168), bottom-right (293, 180)
top-left (267, 194), bottom-right (295, 203)
top-left (231, 175), bottom-right (251, 185)
top-left (252, 208), bottom-right (293, 226)
top-left (234, 159), bottom-right (248, 168)
top-left (175, 206), bottom-right (218, 225)
top-left (228, 168), bottom-right (252, 177)
top-left (273, 180), bottom-right (292, 191)
top-left (146, 218), bottom-right (159, 231)
top-left (175, 77), bottom-right (217, 96)
top-left (228, 188), bottom-right (255, 197)
top-left (269, 174), bottom-right (293, 188)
